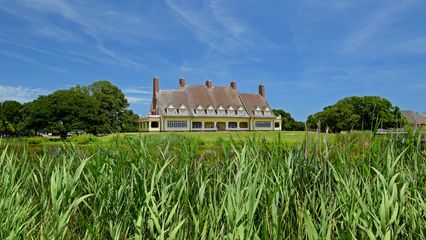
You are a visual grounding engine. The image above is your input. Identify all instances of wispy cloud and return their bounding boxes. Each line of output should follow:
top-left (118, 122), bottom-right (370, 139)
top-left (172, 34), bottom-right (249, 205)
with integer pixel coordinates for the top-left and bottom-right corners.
top-left (123, 87), bottom-right (151, 95)
top-left (209, 0), bottom-right (246, 37)
top-left (0, 49), bottom-right (66, 73)
top-left (0, 0), bottom-right (156, 70)
top-left (0, 38), bottom-right (89, 64)
top-left (341, 2), bottom-right (415, 54)
top-left (165, 0), bottom-right (279, 59)
top-left (126, 96), bottom-right (151, 104)
top-left (388, 35), bottom-right (426, 55)
top-left (0, 85), bottom-right (48, 102)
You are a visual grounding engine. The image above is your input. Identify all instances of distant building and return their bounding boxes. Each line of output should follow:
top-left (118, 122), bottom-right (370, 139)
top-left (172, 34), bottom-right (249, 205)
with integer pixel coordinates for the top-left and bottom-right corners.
top-left (139, 77), bottom-right (281, 132)
top-left (402, 110), bottom-right (426, 127)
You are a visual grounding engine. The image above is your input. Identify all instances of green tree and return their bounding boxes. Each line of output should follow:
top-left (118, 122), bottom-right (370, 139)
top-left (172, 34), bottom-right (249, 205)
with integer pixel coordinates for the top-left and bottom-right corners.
top-left (72, 81), bottom-right (131, 134)
top-left (0, 100), bottom-right (23, 136)
top-left (306, 96), bottom-right (407, 132)
top-left (24, 90), bottom-right (98, 139)
top-left (117, 109), bottom-right (140, 132)
top-left (273, 109), bottom-right (305, 131)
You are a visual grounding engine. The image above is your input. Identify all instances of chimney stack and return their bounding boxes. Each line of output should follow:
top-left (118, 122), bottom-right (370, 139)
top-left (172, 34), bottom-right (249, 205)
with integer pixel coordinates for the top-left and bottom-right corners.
top-left (258, 83), bottom-right (265, 97)
top-left (230, 80), bottom-right (237, 90)
top-left (206, 79), bottom-right (212, 89)
top-left (179, 77), bottom-right (186, 88)
top-left (151, 76), bottom-right (159, 114)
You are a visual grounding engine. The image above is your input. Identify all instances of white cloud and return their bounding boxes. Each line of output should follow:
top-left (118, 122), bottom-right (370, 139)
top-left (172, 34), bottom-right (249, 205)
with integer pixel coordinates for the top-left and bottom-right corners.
top-left (122, 87), bottom-right (151, 95)
top-left (165, 0), bottom-right (275, 57)
top-left (0, 0), bottom-right (155, 70)
top-left (341, 2), bottom-right (415, 54)
top-left (126, 96), bottom-right (151, 104)
top-left (0, 85), bottom-right (48, 102)
top-left (0, 49), bottom-right (66, 73)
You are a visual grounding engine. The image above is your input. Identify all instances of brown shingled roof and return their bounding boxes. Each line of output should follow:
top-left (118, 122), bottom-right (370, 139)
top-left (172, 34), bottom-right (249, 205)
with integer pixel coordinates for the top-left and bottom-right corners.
top-left (239, 93), bottom-right (275, 118)
top-left (153, 83), bottom-right (275, 118)
top-left (402, 110), bottom-right (426, 125)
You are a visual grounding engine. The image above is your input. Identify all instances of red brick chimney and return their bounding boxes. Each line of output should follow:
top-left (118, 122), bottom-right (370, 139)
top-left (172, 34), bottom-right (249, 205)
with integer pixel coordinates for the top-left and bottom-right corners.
top-left (206, 79), bottom-right (212, 89)
top-left (258, 83), bottom-right (265, 97)
top-left (151, 76), bottom-right (159, 114)
top-left (230, 80), bottom-right (237, 90)
top-left (179, 77), bottom-right (186, 88)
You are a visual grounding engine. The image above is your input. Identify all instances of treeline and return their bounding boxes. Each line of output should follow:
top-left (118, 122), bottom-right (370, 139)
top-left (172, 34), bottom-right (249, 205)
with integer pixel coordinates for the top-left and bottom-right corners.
top-left (1, 87), bottom-right (409, 136)
top-left (274, 96), bottom-right (407, 132)
top-left (0, 81), bottom-right (139, 138)
top-left (306, 96), bottom-right (407, 132)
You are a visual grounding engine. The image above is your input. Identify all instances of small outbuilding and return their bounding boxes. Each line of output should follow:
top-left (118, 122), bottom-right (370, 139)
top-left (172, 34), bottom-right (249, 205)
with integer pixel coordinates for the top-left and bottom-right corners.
top-left (402, 110), bottom-right (426, 128)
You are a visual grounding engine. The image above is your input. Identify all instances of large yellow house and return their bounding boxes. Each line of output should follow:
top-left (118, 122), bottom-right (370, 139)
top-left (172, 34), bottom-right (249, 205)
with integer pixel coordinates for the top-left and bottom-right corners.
top-left (139, 77), bottom-right (281, 132)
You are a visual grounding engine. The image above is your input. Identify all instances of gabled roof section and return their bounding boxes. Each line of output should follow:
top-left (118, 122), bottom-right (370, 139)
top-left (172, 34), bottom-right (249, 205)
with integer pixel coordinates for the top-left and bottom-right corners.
top-left (157, 90), bottom-right (192, 116)
top-left (239, 93), bottom-right (275, 118)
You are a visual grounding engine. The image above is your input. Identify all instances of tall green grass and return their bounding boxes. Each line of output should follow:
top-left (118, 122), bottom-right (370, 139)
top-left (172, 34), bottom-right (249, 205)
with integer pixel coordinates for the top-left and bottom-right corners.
top-left (1, 132), bottom-right (425, 239)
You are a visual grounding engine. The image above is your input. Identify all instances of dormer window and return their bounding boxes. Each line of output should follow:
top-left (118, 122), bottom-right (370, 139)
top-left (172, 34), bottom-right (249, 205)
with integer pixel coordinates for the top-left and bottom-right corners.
top-left (179, 104), bottom-right (187, 114)
top-left (217, 105), bottom-right (225, 115)
top-left (167, 104), bottom-right (175, 114)
top-left (264, 107), bottom-right (271, 115)
top-left (237, 106), bottom-right (245, 116)
top-left (195, 105), bottom-right (204, 115)
top-left (207, 105), bottom-right (215, 115)
top-left (227, 106), bottom-right (235, 115)
top-left (254, 107), bottom-right (262, 116)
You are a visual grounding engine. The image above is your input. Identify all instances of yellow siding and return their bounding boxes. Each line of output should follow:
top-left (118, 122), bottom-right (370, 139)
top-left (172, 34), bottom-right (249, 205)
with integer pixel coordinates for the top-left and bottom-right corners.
top-left (141, 116), bottom-right (280, 132)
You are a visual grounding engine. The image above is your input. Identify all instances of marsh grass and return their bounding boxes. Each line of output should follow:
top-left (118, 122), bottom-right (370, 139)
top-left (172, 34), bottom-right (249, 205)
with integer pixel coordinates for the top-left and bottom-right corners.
top-left (1, 131), bottom-right (426, 239)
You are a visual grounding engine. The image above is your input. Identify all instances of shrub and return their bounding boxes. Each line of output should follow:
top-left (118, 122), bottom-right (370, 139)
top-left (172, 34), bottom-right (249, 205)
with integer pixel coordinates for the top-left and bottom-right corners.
top-left (26, 137), bottom-right (48, 144)
top-left (69, 135), bottom-right (98, 144)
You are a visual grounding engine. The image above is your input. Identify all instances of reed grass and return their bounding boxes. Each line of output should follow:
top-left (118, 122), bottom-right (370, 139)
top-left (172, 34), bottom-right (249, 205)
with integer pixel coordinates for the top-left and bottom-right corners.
top-left (1, 131), bottom-right (425, 239)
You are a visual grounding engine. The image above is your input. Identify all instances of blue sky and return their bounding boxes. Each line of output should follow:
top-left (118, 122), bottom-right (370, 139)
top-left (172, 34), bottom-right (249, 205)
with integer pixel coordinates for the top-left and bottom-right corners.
top-left (0, 0), bottom-right (425, 120)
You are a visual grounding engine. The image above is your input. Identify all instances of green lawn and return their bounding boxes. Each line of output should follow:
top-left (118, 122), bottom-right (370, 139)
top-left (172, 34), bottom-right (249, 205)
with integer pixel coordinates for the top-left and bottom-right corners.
top-left (99, 131), bottom-right (307, 145)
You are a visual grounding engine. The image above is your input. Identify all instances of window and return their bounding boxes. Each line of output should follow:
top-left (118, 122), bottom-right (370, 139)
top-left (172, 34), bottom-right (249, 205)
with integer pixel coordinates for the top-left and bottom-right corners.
top-left (275, 122), bottom-right (280, 128)
top-left (167, 121), bottom-right (187, 128)
top-left (228, 122), bottom-right (237, 129)
top-left (192, 122), bottom-right (202, 129)
top-left (204, 122), bottom-right (214, 128)
top-left (239, 122), bottom-right (248, 129)
top-left (151, 121), bottom-right (159, 128)
top-left (255, 121), bottom-right (271, 128)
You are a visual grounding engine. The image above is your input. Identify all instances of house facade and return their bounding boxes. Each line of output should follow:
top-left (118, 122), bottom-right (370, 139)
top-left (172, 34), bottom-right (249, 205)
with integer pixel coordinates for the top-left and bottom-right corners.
top-left (139, 77), bottom-right (281, 132)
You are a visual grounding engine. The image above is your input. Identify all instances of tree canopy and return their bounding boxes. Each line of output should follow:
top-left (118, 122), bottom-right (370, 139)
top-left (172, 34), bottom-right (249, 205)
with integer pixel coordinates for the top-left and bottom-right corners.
top-left (24, 90), bottom-right (98, 139)
top-left (0, 100), bottom-right (23, 136)
top-left (0, 80), bottom-right (141, 138)
top-left (71, 81), bottom-right (137, 134)
top-left (306, 96), bottom-right (407, 132)
top-left (272, 109), bottom-right (305, 131)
